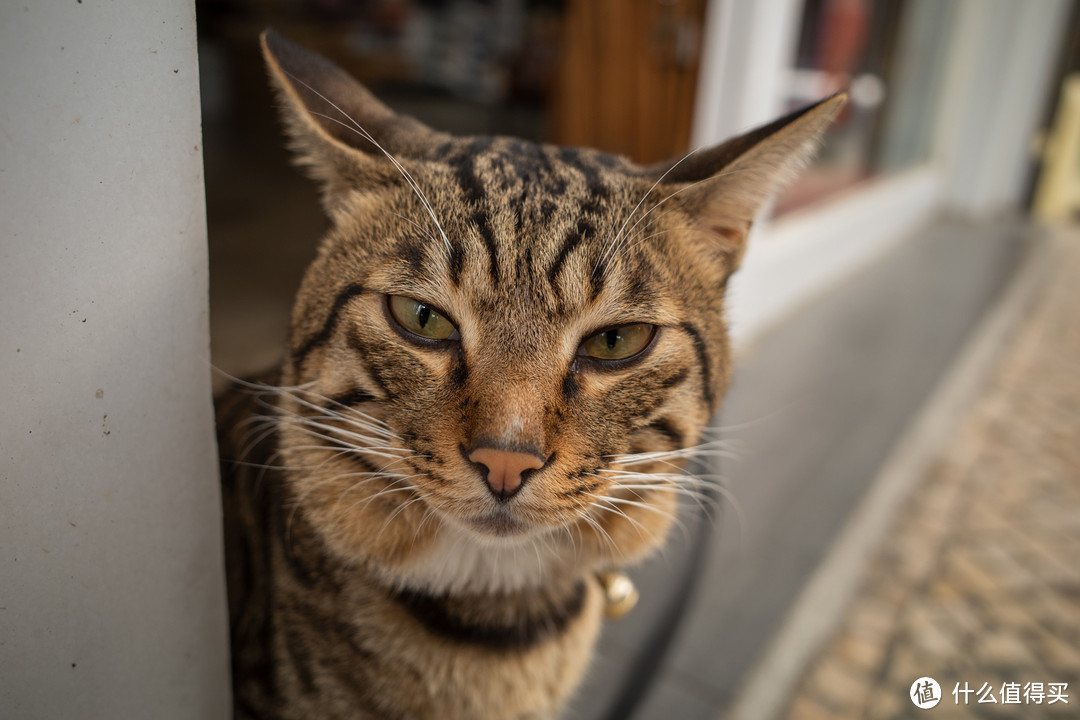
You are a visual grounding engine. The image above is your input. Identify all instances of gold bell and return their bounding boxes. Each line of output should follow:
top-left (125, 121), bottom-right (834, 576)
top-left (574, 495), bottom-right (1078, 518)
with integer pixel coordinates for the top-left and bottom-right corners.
top-left (597, 571), bottom-right (639, 619)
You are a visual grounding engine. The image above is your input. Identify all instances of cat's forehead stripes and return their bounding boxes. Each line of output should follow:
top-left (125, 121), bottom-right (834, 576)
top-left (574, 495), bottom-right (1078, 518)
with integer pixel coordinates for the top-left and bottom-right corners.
top-left (402, 136), bottom-right (662, 324)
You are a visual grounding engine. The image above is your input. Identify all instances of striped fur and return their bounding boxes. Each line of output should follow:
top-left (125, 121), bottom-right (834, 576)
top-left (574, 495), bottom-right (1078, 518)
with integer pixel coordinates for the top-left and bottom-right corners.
top-left (216, 31), bottom-right (843, 720)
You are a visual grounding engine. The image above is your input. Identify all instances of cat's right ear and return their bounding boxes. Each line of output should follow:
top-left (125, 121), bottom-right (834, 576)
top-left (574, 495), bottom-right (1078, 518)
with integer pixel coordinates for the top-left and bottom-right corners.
top-left (260, 30), bottom-right (444, 214)
top-left (656, 94), bottom-right (846, 271)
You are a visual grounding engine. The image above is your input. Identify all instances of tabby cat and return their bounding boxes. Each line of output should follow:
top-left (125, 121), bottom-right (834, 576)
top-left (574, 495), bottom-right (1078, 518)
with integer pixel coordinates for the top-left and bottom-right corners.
top-left (216, 30), bottom-right (843, 720)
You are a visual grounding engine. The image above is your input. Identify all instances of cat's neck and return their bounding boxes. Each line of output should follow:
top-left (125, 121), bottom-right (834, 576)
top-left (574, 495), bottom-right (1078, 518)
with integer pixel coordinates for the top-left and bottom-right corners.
top-left (389, 519), bottom-right (587, 596)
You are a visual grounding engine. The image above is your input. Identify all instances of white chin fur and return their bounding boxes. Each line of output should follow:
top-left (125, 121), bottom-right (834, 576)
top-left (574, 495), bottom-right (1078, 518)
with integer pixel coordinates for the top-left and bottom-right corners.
top-left (393, 519), bottom-right (581, 595)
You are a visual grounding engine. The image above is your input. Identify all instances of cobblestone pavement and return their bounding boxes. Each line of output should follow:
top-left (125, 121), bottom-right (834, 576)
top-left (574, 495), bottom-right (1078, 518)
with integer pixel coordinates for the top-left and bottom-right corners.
top-left (779, 230), bottom-right (1080, 720)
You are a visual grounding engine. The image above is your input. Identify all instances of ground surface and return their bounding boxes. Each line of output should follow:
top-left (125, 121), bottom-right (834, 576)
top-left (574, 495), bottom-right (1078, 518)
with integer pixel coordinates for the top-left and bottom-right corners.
top-left (780, 228), bottom-right (1080, 719)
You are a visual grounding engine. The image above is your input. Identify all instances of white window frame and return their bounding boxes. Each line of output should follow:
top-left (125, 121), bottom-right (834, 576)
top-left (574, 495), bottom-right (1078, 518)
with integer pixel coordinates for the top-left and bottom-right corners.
top-left (693, 0), bottom-right (1072, 350)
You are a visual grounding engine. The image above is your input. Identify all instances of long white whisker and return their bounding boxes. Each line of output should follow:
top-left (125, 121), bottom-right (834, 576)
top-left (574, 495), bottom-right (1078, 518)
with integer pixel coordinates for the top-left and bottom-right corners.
top-left (378, 494), bottom-right (428, 536)
top-left (604, 169), bottom-right (749, 274)
top-left (300, 103), bottom-right (452, 257)
top-left (585, 497), bottom-right (653, 545)
top-left (601, 166), bottom-right (755, 277)
top-left (595, 147), bottom-right (701, 275)
top-left (274, 67), bottom-right (452, 255)
top-left (577, 511), bottom-right (617, 557)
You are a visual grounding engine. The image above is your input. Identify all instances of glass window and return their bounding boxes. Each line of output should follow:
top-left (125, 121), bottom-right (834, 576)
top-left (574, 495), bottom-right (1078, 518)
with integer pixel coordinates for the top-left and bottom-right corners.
top-left (776, 0), bottom-right (956, 214)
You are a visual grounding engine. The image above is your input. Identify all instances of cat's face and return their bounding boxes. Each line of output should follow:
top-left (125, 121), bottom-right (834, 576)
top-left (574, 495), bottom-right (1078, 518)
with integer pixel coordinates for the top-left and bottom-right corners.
top-left (260, 32), bottom-right (842, 591)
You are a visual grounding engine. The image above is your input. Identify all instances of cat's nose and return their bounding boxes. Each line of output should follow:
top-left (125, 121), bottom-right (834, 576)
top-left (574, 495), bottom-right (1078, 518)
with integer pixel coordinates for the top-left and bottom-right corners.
top-left (467, 446), bottom-right (545, 500)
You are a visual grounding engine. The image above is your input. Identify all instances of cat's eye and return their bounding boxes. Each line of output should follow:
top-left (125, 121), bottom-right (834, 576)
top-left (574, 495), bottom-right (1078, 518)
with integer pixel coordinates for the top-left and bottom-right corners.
top-left (579, 323), bottom-right (656, 361)
top-left (387, 295), bottom-right (457, 341)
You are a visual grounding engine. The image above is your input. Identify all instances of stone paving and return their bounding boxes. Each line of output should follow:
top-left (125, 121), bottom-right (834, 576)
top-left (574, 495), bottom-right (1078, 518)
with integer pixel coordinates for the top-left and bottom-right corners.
top-left (778, 229), bottom-right (1080, 720)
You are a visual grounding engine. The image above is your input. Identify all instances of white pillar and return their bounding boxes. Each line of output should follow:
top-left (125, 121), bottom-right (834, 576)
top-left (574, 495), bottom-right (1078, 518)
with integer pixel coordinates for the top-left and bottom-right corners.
top-left (691, 0), bottom-right (804, 147)
top-left (0, 1), bottom-right (230, 717)
top-left (935, 0), bottom-right (1072, 214)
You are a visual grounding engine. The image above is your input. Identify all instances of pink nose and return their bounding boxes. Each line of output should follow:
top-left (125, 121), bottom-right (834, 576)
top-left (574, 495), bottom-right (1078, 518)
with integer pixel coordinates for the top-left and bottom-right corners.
top-left (468, 447), bottom-right (545, 499)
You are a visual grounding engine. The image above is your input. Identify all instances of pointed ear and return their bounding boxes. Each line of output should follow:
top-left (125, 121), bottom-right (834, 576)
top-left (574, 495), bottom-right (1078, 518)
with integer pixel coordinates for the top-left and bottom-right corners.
top-left (661, 94), bottom-right (846, 268)
top-left (260, 30), bottom-right (445, 212)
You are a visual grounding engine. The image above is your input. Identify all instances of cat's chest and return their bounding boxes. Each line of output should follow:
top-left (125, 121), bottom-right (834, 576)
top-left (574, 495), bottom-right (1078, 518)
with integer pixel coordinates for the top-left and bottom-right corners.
top-left (393, 520), bottom-right (576, 596)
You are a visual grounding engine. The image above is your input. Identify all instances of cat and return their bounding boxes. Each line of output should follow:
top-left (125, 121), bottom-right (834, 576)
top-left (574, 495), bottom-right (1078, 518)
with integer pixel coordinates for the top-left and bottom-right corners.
top-left (216, 29), bottom-right (843, 720)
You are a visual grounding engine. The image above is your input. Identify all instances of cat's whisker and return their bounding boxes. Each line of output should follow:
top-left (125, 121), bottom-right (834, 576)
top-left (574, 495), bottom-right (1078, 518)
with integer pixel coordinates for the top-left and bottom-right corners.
top-left (304, 108), bottom-right (453, 258)
top-left (605, 482), bottom-right (715, 502)
top-left (284, 398), bottom-right (397, 436)
top-left (282, 415), bottom-right (400, 447)
top-left (595, 147), bottom-right (701, 276)
top-left (281, 470), bottom-right (392, 549)
top-left (584, 495), bottom-right (657, 546)
top-left (411, 506), bottom-right (440, 546)
top-left (234, 419), bottom-right (286, 466)
top-left (535, 527), bottom-right (564, 563)
top-left (228, 456), bottom-right (309, 473)
top-left (283, 412), bottom-right (405, 453)
top-left (609, 205), bottom-right (682, 257)
top-left (289, 471), bottom-right (404, 530)
top-left (377, 494), bottom-right (428, 537)
top-left (592, 470), bottom-right (734, 551)
top-left (706, 482), bottom-right (747, 546)
top-left (559, 522), bottom-right (580, 560)
top-left (232, 380), bottom-right (406, 455)
top-left (602, 166), bottom-right (755, 274)
top-left (608, 474), bottom-right (744, 547)
top-left (529, 537), bottom-right (545, 579)
top-left (252, 402), bottom-right (430, 487)
top-left (575, 510), bottom-right (618, 559)
top-left (605, 474), bottom-right (718, 496)
top-left (274, 388), bottom-right (400, 440)
top-left (293, 390), bottom-right (399, 436)
top-left (286, 434), bottom-right (414, 466)
top-left (242, 423), bottom-right (427, 505)
top-left (211, 368), bottom-right (317, 395)
top-left (605, 457), bottom-right (719, 481)
top-left (586, 471), bottom-right (719, 515)
top-left (601, 469), bottom-right (719, 485)
top-left (269, 433), bottom-right (408, 461)
top-left (618, 217), bottom-right (705, 259)
top-left (607, 439), bottom-right (740, 465)
top-left (339, 481), bottom-right (423, 519)
top-left (389, 210), bottom-right (439, 245)
top-left (589, 491), bottom-right (676, 516)
top-left (287, 459), bottom-right (415, 496)
top-left (276, 420), bottom-right (413, 461)
top-left (592, 493), bottom-right (690, 551)
top-left (687, 403), bottom-right (801, 456)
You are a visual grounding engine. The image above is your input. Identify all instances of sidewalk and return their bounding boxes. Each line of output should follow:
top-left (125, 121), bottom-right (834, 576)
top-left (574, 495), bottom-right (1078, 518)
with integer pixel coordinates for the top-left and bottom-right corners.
top-left (773, 225), bottom-right (1080, 719)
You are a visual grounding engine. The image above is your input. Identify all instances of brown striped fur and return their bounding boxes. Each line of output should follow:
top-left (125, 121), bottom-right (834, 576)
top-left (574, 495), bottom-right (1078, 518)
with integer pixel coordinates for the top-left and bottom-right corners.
top-left (217, 30), bottom-right (843, 720)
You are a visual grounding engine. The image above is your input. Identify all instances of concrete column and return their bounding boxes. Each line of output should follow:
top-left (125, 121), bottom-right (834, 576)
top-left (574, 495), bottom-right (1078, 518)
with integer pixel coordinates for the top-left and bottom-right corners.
top-left (0, 1), bottom-right (230, 717)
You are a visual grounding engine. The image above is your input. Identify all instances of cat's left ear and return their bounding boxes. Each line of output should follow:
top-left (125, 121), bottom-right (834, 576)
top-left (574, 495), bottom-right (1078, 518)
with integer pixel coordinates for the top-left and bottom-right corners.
top-left (659, 94), bottom-right (846, 269)
top-left (260, 30), bottom-right (447, 214)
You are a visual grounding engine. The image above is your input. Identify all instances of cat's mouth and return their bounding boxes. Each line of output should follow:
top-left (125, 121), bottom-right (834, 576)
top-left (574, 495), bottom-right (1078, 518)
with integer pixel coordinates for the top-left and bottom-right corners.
top-left (467, 510), bottom-right (530, 538)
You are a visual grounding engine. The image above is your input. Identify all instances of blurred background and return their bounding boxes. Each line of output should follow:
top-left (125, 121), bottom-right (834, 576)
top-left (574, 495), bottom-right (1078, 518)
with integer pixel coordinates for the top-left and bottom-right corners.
top-left (196, 0), bottom-right (1080, 718)
top-left (199, 0), bottom-right (1077, 377)
top-left (3, 0), bottom-right (1078, 718)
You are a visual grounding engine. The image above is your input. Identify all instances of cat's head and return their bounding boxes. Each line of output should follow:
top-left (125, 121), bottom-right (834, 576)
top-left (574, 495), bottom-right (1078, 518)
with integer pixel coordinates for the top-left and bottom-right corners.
top-left (260, 31), bottom-right (842, 593)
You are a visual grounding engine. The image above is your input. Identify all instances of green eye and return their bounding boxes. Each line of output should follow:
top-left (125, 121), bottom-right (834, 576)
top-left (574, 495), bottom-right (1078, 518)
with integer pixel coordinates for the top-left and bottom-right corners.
top-left (388, 296), bottom-right (457, 341)
top-left (579, 323), bottom-right (656, 361)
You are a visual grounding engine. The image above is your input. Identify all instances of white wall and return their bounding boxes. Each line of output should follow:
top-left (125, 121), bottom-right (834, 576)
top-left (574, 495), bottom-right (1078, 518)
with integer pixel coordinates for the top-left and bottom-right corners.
top-left (0, 1), bottom-right (230, 717)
